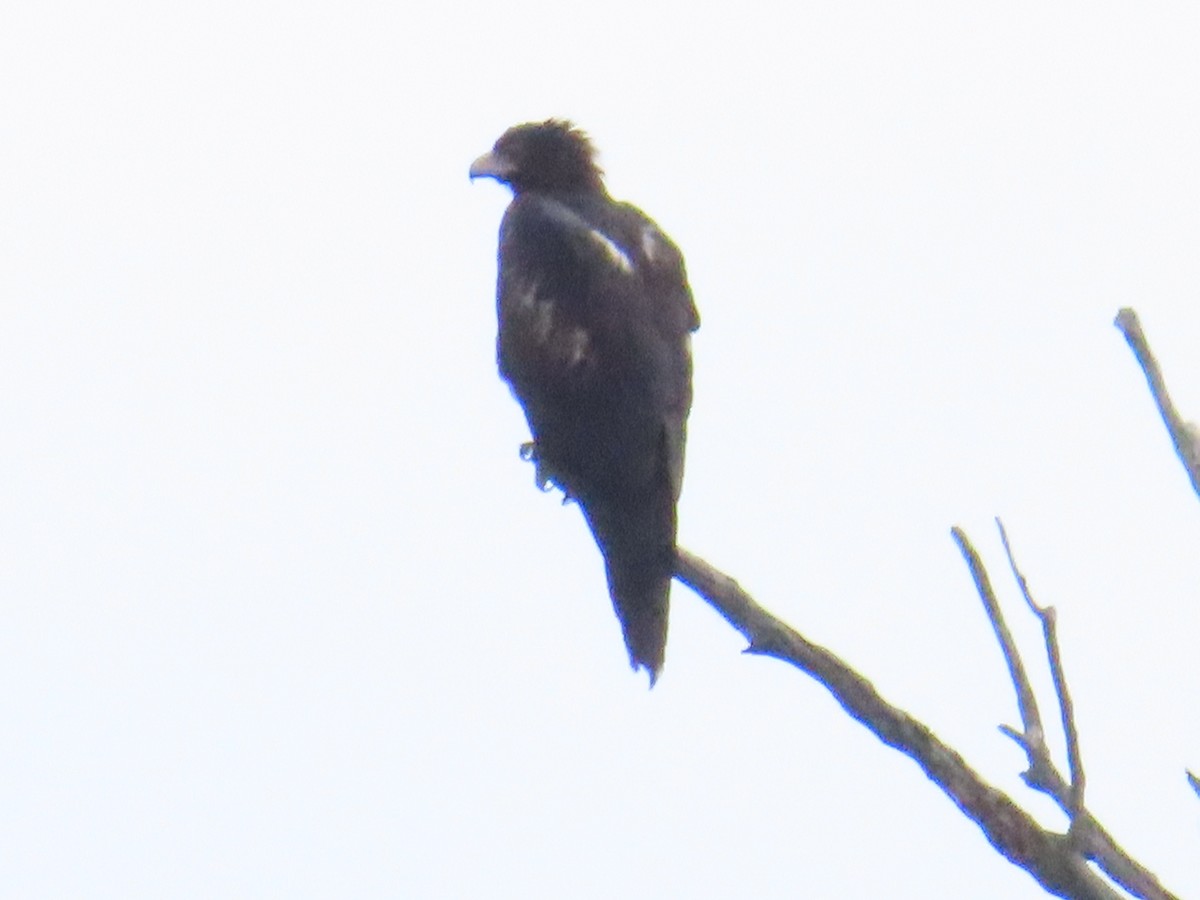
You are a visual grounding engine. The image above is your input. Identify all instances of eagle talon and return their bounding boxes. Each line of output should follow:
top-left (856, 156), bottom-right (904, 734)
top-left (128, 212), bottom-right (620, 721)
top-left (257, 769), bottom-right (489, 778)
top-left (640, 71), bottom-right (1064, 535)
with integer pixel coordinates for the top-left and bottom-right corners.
top-left (519, 441), bottom-right (555, 493)
top-left (519, 440), bottom-right (575, 500)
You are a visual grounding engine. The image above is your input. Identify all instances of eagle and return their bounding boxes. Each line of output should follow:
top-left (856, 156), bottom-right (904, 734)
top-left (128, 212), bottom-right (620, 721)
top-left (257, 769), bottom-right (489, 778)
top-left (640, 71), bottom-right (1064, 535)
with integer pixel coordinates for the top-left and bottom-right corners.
top-left (470, 120), bottom-right (700, 684)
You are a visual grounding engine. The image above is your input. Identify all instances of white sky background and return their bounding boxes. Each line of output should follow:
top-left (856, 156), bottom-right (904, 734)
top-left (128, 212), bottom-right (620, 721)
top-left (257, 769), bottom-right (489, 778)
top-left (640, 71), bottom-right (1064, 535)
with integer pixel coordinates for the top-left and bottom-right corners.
top-left (1, 1), bottom-right (1197, 897)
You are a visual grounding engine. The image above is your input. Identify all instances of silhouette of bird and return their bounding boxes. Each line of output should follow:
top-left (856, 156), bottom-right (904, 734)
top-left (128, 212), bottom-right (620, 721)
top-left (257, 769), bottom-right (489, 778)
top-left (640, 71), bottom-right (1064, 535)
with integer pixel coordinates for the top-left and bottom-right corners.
top-left (470, 120), bottom-right (699, 684)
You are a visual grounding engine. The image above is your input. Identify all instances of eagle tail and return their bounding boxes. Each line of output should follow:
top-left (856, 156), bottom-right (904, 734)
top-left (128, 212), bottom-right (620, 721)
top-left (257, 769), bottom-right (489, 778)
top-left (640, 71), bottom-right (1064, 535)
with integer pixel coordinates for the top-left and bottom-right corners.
top-left (580, 492), bottom-right (676, 686)
top-left (606, 558), bottom-right (671, 686)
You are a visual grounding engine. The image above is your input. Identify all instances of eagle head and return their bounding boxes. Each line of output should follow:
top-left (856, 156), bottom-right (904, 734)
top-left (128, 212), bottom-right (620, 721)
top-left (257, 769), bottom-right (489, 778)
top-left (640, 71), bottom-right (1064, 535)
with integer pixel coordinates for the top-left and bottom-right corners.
top-left (469, 119), bottom-right (605, 195)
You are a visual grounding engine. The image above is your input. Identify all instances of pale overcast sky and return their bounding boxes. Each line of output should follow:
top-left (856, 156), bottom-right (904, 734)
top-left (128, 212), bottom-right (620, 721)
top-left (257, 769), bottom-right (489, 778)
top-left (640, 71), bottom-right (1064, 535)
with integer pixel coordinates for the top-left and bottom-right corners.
top-left (2, 2), bottom-right (1198, 897)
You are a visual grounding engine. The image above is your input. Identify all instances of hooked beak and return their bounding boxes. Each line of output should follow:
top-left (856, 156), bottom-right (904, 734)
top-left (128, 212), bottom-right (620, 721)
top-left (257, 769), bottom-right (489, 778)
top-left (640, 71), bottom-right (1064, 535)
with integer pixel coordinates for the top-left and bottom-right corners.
top-left (469, 150), bottom-right (514, 182)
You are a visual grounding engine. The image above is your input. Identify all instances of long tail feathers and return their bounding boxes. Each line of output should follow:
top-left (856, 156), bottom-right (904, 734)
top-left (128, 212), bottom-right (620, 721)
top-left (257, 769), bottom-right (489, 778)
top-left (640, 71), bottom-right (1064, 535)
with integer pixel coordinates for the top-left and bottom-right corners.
top-left (606, 561), bottom-right (670, 685)
top-left (580, 491), bottom-right (676, 686)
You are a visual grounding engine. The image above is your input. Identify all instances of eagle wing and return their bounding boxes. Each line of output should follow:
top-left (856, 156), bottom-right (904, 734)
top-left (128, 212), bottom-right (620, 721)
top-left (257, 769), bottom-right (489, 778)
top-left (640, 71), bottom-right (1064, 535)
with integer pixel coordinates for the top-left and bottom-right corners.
top-left (496, 194), bottom-right (696, 496)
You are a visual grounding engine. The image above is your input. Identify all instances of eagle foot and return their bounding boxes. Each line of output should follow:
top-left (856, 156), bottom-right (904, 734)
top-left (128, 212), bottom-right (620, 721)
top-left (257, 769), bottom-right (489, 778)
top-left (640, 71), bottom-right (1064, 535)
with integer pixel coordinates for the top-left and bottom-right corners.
top-left (518, 440), bottom-right (573, 502)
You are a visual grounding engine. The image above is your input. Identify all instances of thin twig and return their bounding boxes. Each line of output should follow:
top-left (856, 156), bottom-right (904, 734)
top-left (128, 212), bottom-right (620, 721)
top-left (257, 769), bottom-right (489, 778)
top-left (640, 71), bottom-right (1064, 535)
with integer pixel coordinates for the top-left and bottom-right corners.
top-left (1114, 308), bottom-right (1200, 500)
top-left (996, 518), bottom-right (1086, 816)
top-left (950, 528), bottom-right (1048, 773)
top-left (1117, 307), bottom-right (1200, 873)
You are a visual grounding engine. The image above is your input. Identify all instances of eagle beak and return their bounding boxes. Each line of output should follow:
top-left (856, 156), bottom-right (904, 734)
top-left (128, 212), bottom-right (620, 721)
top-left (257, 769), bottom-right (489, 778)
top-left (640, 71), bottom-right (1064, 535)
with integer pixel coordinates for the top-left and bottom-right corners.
top-left (469, 150), bottom-right (513, 182)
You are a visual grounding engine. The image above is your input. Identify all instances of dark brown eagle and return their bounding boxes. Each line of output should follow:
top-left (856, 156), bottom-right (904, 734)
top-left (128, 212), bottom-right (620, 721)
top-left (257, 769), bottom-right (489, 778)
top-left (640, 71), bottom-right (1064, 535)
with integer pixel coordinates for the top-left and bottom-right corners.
top-left (470, 120), bottom-right (700, 684)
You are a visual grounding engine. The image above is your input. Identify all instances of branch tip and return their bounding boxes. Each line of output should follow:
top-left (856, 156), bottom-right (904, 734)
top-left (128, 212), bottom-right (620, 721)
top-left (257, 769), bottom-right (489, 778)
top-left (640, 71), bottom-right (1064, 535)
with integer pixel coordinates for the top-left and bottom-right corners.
top-left (1115, 306), bottom-right (1200, 500)
top-left (998, 724), bottom-right (1027, 749)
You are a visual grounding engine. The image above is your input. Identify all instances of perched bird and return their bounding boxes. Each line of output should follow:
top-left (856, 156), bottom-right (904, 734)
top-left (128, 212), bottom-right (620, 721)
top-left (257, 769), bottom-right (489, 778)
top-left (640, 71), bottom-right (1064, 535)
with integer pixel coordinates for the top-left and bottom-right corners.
top-left (470, 120), bottom-right (700, 684)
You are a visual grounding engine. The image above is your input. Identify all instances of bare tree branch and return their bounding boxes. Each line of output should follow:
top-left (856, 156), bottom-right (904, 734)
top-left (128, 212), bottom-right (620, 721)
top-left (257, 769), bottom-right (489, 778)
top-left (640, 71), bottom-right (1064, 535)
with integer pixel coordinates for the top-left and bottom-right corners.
top-left (1114, 308), bottom-right (1200, 499)
top-left (673, 546), bottom-right (1162, 900)
top-left (988, 521), bottom-right (1175, 898)
top-left (653, 307), bottom-right (1195, 896)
